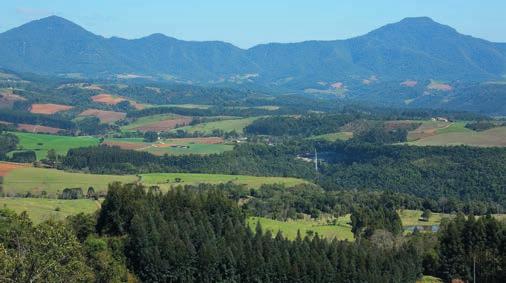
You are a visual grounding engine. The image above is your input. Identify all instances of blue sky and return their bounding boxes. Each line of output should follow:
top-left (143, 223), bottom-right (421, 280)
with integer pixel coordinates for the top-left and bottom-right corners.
top-left (1, 0), bottom-right (505, 48)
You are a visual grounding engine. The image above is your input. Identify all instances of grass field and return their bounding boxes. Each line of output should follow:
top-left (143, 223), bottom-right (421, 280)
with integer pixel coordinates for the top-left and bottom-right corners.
top-left (417, 276), bottom-right (443, 283)
top-left (247, 216), bottom-right (354, 241)
top-left (145, 143), bottom-right (234, 156)
top-left (10, 132), bottom-right (100, 159)
top-left (398, 209), bottom-right (451, 226)
top-left (175, 117), bottom-right (259, 134)
top-left (0, 198), bottom-right (100, 224)
top-left (3, 167), bottom-right (137, 196)
top-left (104, 137), bottom-right (235, 155)
top-left (435, 121), bottom-right (471, 134)
top-left (408, 126), bottom-right (506, 147)
top-left (140, 173), bottom-right (308, 190)
top-left (308, 131), bottom-right (353, 142)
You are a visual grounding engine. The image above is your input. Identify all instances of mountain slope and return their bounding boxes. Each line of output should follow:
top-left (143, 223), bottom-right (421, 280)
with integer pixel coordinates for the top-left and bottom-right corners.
top-left (0, 16), bottom-right (505, 84)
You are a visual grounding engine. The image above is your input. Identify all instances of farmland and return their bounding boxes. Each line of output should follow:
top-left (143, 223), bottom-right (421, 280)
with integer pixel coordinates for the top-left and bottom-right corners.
top-left (29, 103), bottom-right (73, 114)
top-left (408, 126), bottom-right (506, 147)
top-left (2, 167), bottom-right (137, 196)
top-left (308, 131), bottom-right (353, 141)
top-left (140, 172), bottom-right (309, 190)
top-left (122, 114), bottom-right (192, 132)
top-left (0, 197), bottom-right (99, 223)
top-left (104, 137), bottom-right (234, 155)
top-left (91, 93), bottom-right (125, 105)
top-left (10, 132), bottom-right (100, 159)
top-left (79, 109), bottom-right (126, 123)
top-left (247, 216), bottom-right (354, 241)
top-left (176, 117), bottom-right (259, 134)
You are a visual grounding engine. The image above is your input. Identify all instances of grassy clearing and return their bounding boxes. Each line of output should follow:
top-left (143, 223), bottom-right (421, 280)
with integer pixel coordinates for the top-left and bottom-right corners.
top-left (176, 117), bottom-right (259, 134)
top-left (10, 132), bottom-right (99, 159)
top-left (435, 121), bottom-right (471, 134)
top-left (140, 173), bottom-right (309, 190)
top-left (145, 143), bottom-right (234, 156)
top-left (0, 198), bottom-right (100, 224)
top-left (308, 132), bottom-right (353, 142)
top-left (122, 114), bottom-right (179, 131)
top-left (398, 209), bottom-right (451, 226)
top-left (417, 276), bottom-right (443, 283)
top-left (156, 104), bottom-right (211, 109)
top-left (247, 216), bottom-right (354, 241)
top-left (3, 167), bottom-right (137, 196)
top-left (408, 126), bottom-right (506, 147)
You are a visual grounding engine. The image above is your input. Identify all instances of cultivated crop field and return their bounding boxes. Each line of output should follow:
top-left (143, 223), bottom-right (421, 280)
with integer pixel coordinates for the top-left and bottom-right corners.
top-left (10, 132), bottom-right (100, 159)
top-left (29, 103), bottom-right (73, 114)
top-left (104, 137), bottom-right (234, 155)
top-left (140, 172), bottom-right (309, 190)
top-left (122, 114), bottom-right (192, 132)
top-left (247, 216), bottom-right (354, 241)
top-left (79, 109), bottom-right (126, 123)
top-left (2, 167), bottom-right (138, 196)
top-left (0, 198), bottom-right (100, 223)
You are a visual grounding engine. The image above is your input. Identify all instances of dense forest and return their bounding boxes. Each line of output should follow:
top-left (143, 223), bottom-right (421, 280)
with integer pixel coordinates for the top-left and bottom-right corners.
top-left (1, 183), bottom-right (505, 282)
top-left (61, 140), bottom-right (506, 213)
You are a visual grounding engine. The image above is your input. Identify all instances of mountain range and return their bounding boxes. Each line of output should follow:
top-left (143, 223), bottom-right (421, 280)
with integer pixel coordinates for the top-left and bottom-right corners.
top-left (1, 16), bottom-right (506, 88)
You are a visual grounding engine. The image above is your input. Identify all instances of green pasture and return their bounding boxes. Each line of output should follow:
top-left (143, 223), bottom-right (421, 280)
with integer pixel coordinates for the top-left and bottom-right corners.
top-left (2, 167), bottom-right (138, 196)
top-left (247, 216), bottom-right (354, 241)
top-left (140, 172), bottom-right (308, 190)
top-left (175, 117), bottom-right (259, 134)
top-left (308, 131), bottom-right (353, 142)
top-left (408, 126), bottom-right (506, 147)
top-left (10, 132), bottom-right (99, 160)
top-left (145, 143), bottom-right (234, 156)
top-left (0, 197), bottom-right (100, 224)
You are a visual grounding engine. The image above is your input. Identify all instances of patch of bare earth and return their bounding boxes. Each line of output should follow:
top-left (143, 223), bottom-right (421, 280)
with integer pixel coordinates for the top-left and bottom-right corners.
top-left (427, 82), bottom-right (453, 91)
top-left (401, 80), bottom-right (418, 87)
top-left (17, 124), bottom-right (63, 134)
top-left (79, 109), bottom-right (126, 123)
top-left (133, 117), bottom-right (193, 132)
top-left (0, 162), bottom-right (29, 176)
top-left (330, 82), bottom-right (344, 89)
top-left (30, 103), bottom-right (73, 115)
top-left (91, 94), bottom-right (126, 105)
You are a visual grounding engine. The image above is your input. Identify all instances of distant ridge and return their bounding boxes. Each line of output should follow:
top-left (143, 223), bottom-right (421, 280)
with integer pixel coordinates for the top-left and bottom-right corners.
top-left (0, 16), bottom-right (505, 85)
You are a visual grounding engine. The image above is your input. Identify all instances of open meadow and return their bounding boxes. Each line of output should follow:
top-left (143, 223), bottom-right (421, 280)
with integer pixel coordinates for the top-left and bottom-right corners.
top-left (0, 197), bottom-right (100, 223)
top-left (10, 132), bottom-right (100, 159)
top-left (247, 215), bottom-right (354, 241)
top-left (175, 117), bottom-right (259, 134)
top-left (2, 167), bottom-right (137, 196)
top-left (140, 172), bottom-right (309, 190)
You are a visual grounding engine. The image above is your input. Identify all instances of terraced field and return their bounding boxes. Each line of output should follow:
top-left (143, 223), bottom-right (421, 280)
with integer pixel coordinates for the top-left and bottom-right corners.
top-left (10, 132), bottom-right (100, 159)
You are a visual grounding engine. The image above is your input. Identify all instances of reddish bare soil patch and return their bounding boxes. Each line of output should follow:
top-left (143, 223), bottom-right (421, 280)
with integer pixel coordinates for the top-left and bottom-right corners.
top-left (133, 117), bottom-right (193, 132)
top-left (17, 124), bottom-right (63, 134)
top-left (130, 101), bottom-right (146, 110)
top-left (428, 82), bottom-right (453, 91)
top-left (102, 141), bottom-right (149, 150)
top-left (30, 103), bottom-right (73, 115)
top-left (401, 80), bottom-right (418, 87)
top-left (330, 82), bottom-right (343, 89)
top-left (91, 94), bottom-right (126, 105)
top-left (0, 162), bottom-right (28, 176)
top-left (79, 109), bottom-right (126, 123)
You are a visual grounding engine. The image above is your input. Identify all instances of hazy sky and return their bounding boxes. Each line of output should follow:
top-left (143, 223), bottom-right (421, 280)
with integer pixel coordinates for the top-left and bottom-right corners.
top-left (1, 0), bottom-right (505, 48)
